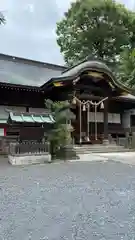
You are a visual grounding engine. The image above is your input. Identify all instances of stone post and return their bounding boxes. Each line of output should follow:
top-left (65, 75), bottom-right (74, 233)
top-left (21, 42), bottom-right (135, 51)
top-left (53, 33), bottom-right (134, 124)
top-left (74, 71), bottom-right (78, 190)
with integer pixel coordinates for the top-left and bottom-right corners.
top-left (103, 99), bottom-right (109, 145)
top-left (131, 132), bottom-right (135, 149)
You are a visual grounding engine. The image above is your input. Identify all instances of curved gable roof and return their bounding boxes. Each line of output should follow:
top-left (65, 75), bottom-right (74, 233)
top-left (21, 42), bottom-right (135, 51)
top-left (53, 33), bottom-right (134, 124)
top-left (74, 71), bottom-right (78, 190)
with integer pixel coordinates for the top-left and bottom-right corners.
top-left (41, 60), bottom-right (133, 94)
top-left (62, 60), bottom-right (111, 77)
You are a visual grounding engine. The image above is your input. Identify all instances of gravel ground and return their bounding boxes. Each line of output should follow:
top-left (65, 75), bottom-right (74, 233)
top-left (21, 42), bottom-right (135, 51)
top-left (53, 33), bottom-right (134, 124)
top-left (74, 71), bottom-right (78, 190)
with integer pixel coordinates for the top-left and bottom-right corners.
top-left (0, 159), bottom-right (135, 239)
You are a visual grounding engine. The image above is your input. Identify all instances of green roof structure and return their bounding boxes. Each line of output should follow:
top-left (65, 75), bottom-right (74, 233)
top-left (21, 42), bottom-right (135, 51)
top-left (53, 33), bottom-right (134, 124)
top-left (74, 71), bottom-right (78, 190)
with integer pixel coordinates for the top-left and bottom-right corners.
top-left (9, 112), bottom-right (54, 124)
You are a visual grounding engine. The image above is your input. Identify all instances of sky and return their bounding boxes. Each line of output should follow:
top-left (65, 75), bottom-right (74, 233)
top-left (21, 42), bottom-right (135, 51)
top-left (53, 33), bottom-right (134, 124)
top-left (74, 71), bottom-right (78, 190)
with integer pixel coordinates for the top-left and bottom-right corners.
top-left (0, 0), bottom-right (134, 65)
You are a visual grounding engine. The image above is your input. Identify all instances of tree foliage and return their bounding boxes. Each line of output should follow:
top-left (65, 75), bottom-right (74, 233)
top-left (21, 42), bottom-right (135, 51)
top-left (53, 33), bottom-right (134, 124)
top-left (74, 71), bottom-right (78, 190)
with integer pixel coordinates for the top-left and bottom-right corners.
top-left (45, 100), bottom-right (75, 156)
top-left (0, 12), bottom-right (5, 25)
top-left (56, 0), bottom-right (134, 67)
top-left (118, 48), bottom-right (135, 89)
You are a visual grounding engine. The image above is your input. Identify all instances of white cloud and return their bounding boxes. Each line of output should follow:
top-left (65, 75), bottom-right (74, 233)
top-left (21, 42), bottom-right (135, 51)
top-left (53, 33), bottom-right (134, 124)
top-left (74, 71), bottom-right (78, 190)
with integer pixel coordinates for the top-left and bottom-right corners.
top-left (118, 0), bottom-right (134, 9)
top-left (0, 0), bottom-right (69, 64)
top-left (0, 0), bottom-right (133, 65)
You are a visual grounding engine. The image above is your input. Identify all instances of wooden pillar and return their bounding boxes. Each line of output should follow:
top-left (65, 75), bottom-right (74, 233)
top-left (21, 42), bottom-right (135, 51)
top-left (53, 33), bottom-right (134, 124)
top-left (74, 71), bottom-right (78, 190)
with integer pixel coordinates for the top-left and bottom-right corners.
top-left (103, 99), bottom-right (109, 144)
top-left (79, 103), bottom-right (82, 144)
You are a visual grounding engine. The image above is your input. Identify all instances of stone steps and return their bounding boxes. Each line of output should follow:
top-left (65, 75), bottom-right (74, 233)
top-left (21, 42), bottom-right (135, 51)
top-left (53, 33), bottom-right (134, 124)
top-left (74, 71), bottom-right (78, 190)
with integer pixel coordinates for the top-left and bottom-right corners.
top-left (74, 144), bottom-right (131, 154)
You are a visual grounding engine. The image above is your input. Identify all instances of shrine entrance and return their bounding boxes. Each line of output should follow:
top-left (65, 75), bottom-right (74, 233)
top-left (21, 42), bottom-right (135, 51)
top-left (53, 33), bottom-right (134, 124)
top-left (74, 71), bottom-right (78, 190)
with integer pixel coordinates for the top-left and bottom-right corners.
top-left (41, 60), bottom-right (132, 145)
top-left (71, 96), bottom-right (109, 144)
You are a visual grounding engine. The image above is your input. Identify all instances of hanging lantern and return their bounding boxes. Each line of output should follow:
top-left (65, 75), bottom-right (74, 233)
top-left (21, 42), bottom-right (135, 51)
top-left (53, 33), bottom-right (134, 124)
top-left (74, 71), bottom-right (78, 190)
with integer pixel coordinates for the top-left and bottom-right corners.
top-left (82, 104), bottom-right (86, 111)
top-left (100, 102), bottom-right (104, 109)
top-left (72, 97), bottom-right (76, 105)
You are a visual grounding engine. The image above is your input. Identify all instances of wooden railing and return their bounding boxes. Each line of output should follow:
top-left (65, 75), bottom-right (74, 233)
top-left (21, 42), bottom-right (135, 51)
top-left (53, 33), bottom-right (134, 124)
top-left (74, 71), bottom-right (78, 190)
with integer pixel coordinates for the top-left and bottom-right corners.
top-left (9, 141), bottom-right (50, 155)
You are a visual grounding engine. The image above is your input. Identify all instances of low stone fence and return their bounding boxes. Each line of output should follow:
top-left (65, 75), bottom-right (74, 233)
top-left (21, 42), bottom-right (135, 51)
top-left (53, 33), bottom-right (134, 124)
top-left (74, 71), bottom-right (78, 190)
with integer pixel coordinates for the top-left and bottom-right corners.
top-left (8, 142), bottom-right (51, 165)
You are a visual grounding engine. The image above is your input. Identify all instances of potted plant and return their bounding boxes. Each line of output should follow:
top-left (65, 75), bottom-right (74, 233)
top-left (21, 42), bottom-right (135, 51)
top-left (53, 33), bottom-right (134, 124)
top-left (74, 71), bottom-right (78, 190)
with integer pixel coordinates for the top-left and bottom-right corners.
top-left (45, 99), bottom-right (79, 160)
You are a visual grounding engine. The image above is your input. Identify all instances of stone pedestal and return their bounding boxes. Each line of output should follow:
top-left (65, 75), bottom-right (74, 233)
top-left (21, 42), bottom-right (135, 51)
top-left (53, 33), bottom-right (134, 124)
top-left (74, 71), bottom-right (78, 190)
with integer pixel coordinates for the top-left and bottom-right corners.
top-left (55, 145), bottom-right (79, 160)
top-left (102, 139), bottom-right (109, 145)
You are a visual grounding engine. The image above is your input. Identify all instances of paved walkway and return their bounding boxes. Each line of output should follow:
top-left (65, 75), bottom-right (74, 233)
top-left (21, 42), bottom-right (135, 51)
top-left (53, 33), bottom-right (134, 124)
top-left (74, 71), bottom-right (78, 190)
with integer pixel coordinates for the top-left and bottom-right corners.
top-left (70, 152), bottom-right (135, 165)
top-left (0, 159), bottom-right (135, 239)
top-left (98, 152), bottom-right (135, 164)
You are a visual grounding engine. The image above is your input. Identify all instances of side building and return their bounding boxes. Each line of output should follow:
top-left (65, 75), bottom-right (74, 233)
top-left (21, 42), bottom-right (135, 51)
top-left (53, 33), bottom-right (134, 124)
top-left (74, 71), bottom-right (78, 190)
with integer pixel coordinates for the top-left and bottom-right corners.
top-left (0, 53), bottom-right (66, 150)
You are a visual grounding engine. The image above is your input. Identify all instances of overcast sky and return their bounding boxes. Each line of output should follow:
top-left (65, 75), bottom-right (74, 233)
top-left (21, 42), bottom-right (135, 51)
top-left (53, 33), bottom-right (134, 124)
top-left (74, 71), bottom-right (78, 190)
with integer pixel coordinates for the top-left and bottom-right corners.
top-left (0, 0), bottom-right (134, 65)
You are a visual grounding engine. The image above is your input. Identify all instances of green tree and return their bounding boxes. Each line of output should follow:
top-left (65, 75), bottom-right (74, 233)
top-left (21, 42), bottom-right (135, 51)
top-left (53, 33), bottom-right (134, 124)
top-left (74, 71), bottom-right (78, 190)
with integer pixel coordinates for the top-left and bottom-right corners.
top-left (56, 0), bottom-right (134, 67)
top-left (118, 48), bottom-right (135, 89)
top-left (45, 100), bottom-right (75, 158)
top-left (0, 12), bottom-right (5, 24)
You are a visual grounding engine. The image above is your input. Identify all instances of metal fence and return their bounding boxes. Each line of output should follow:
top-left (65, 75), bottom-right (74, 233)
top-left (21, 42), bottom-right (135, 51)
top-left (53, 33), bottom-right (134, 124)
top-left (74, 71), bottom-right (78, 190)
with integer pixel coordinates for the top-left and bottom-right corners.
top-left (9, 141), bottom-right (50, 155)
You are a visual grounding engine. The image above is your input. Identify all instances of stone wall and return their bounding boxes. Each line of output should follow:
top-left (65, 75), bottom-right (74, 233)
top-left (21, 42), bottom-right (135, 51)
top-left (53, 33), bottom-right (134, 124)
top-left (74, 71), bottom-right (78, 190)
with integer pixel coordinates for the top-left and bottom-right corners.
top-left (8, 142), bottom-right (51, 165)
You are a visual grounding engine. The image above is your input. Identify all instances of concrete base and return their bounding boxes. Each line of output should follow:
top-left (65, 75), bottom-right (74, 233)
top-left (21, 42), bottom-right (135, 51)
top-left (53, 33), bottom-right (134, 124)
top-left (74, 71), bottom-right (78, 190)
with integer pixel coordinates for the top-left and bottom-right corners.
top-left (102, 139), bottom-right (109, 145)
top-left (8, 154), bottom-right (51, 166)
